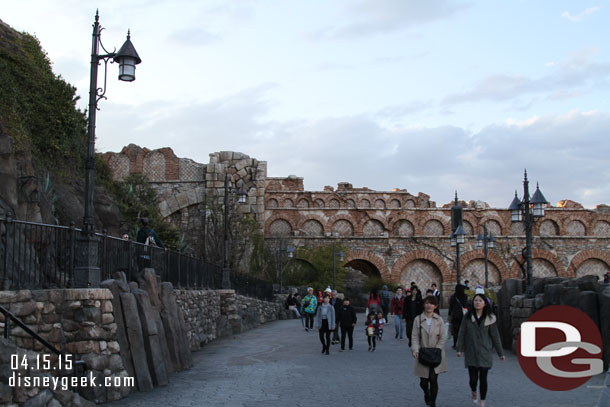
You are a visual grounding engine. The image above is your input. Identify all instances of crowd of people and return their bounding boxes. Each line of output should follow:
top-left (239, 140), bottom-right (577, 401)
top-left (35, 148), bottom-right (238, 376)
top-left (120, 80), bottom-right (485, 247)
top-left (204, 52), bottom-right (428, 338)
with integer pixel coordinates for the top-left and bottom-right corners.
top-left (284, 281), bottom-right (504, 407)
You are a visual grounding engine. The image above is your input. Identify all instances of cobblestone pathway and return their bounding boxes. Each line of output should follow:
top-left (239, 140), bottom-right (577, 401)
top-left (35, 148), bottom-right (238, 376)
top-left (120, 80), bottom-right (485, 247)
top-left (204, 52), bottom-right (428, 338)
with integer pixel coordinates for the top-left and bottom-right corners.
top-left (106, 313), bottom-right (605, 407)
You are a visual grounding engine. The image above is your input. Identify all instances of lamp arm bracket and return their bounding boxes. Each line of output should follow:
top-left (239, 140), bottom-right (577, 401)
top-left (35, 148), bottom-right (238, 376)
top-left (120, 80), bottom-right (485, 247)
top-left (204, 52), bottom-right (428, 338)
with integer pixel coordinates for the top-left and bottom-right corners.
top-left (95, 59), bottom-right (111, 107)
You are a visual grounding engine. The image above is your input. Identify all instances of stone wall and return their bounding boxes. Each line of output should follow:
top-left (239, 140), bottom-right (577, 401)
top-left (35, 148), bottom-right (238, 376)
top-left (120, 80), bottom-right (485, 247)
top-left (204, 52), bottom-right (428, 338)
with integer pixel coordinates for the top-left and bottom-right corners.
top-left (0, 288), bottom-right (130, 405)
top-left (499, 276), bottom-right (610, 369)
top-left (175, 289), bottom-right (283, 351)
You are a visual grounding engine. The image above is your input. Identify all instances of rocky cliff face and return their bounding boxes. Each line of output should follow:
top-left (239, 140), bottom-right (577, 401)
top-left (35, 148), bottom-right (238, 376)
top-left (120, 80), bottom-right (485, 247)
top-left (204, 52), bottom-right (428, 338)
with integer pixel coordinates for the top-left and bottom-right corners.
top-left (0, 19), bottom-right (122, 234)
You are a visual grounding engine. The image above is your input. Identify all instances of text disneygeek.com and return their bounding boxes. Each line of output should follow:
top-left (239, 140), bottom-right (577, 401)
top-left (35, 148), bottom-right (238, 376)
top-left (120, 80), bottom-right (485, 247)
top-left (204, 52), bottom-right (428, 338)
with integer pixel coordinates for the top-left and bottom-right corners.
top-left (9, 372), bottom-right (135, 391)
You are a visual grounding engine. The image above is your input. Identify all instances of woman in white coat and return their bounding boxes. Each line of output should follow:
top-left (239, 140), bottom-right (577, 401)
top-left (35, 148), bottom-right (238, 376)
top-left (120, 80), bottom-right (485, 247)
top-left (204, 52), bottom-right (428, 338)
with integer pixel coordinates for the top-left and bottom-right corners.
top-left (412, 295), bottom-right (448, 407)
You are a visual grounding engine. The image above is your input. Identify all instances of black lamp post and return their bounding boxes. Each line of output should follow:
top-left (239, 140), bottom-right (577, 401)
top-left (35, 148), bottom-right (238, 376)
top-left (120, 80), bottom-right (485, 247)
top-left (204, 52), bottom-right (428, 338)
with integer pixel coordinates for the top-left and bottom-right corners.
top-left (332, 242), bottom-right (345, 291)
top-left (222, 174), bottom-right (248, 289)
top-left (508, 170), bottom-right (548, 297)
top-left (75, 10), bottom-right (140, 288)
top-left (450, 192), bottom-right (465, 284)
top-left (278, 238), bottom-right (294, 293)
top-left (476, 226), bottom-right (495, 288)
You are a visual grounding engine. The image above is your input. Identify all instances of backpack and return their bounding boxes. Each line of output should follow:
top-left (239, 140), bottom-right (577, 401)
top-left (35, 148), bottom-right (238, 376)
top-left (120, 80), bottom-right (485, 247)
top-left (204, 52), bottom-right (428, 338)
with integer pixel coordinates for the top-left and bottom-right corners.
top-left (145, 232), bottom-right (157, 247)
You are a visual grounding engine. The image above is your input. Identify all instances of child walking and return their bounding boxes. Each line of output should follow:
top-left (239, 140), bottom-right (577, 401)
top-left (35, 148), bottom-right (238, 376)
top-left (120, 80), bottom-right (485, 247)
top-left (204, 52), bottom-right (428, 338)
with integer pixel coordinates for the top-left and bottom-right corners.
top-left (365, 313), bottom-right (379, 351)
top-left (376, 311), bottom-right (386, 341)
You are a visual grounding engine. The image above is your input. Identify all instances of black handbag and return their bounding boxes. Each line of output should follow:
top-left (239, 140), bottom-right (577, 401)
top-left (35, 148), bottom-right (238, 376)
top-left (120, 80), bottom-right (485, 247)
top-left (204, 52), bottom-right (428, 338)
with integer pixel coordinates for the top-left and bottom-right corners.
top-left (418, 315), bottom-right (442, 368)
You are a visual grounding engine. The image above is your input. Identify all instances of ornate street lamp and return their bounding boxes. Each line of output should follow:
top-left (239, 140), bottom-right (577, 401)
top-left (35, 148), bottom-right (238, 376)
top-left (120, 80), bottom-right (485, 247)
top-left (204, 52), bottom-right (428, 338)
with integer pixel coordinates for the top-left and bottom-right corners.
top-left (76, 11), bottom-right (140, 288)
top-left (508, 170), bottom-right (548, 297)
top-left (332, 242), bottom-right (345, 290)
top-left (278, 240), bottom-right (294, 293)
top-left (450, 192), bottom-right (465, 284)
top-left (476, 226), bottom-right (495, 288)
top-left (222, 174), bottom-right (248, 289)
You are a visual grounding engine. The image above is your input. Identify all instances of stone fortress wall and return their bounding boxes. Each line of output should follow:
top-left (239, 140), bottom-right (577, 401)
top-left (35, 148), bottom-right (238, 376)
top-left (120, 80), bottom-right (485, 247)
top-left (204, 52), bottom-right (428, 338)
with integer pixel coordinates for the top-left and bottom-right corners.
top-left (101, 147), bottom-right (610, 305)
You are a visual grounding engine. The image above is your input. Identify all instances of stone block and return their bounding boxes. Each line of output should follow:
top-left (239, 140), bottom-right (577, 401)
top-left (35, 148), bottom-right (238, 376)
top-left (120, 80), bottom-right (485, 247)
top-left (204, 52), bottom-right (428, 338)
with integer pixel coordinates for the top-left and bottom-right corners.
top-left (132, 289), bottom-right (168, 386)
top-left (543, 284), bottom-right (563, 307)
top-left (578, 291), bottom-right (599, 326)
top-left (559, 286), bottom-right (580, 308)
top-left (510, 295), bottom-right (524, 308)
top-left (9, 301), bottom-right (36, 317)
top-left (600, 285), bottom-right (610, 369)
top-left (64, 288), bottom-right (112, 301)
top-left (576, 275), bottom-right (600, 293)
top-left (522, 298), bottom-right (535, 309)
top-left (137, 270), bottom-right (162, 311)
top-left (160, 282), bottom-right (192, 371)
top-left (535, 293), bottom-right (544, 310)
top-left (119, 292), bottom-right (153, 391)
top-left (23, 389), bottom-right (52, 407)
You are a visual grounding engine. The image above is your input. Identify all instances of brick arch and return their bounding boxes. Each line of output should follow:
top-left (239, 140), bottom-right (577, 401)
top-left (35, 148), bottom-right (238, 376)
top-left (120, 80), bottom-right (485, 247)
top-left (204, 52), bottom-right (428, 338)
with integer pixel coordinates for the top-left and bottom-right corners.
top-left (327, 214), bottom-right (359, 235)
top-left (345, 249), bottom-right (390, 281)
top-left (391, 250), bottom-right (451, 284)
top-left (567, 249), bottom-right (610, 276)
top-left (559, 212), bottom-right (591, 236)
top-left (264, 214), bottom-right (297, 235)
top-left (460, 250), bottom-right (510, 282)
top-left (358, 214), bottom-right (389, 231)
top-left (417, 215), bottom-right (449, 236)
top-left (388, 215), bottom-right (416, 232)
top-left (475, 215), bottom-right (508, 236)
top-left (297, 214), bottom-right (329, 235)
top-left (509, 248), bottom-right (566, 278)
top-left (296, 197), bottom-right (311, 208)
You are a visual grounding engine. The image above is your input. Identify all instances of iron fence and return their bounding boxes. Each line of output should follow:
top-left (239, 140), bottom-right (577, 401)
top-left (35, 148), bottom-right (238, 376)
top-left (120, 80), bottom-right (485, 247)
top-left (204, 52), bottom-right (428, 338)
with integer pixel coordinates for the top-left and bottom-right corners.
top-left (0, 217), bottom-right (273, 300)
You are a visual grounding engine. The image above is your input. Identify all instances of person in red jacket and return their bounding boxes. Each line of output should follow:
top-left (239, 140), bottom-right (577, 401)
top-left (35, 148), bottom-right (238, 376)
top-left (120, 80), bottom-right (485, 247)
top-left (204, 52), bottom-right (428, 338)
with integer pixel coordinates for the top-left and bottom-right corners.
top-left (390, 287), bottom-right (406, 339)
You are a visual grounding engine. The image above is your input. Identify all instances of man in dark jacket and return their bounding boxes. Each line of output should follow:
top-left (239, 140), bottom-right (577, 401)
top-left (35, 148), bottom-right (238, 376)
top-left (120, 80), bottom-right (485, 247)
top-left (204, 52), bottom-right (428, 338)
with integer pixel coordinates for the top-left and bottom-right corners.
top-left (338, 297), bottom-right (357, 351)
top-left (390, 287), bottom-right (405, 339)
top-left (330, 290), bottom-right (343, 344)
top-left (403, 286), bottom-right (423, 347)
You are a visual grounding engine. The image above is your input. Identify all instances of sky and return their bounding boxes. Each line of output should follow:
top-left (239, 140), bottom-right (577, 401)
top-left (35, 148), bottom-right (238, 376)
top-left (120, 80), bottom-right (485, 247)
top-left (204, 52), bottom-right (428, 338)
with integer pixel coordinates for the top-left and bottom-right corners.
top-left (3, 0), bottom-right (610, 208)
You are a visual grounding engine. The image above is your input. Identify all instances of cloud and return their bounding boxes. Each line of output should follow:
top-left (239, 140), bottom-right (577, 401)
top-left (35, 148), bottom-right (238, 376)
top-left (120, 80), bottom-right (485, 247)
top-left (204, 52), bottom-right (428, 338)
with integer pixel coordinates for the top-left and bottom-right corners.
top-left (310, 0), bottom-right (469, 40)
top-left (441, 48), bottom-right (610, 107)
top-left (97, 82), bottom-right (610, 209)
top-left (561, 6), bottom-right (601, 22)
top-left (168, 28), bottom-right (220, 46)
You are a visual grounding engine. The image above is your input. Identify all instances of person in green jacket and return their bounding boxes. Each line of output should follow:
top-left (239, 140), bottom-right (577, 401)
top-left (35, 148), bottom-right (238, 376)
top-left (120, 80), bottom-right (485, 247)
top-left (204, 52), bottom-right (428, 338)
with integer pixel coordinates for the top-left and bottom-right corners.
top-left (301, 287), bottom-right (318, 332)
top-left (456, 293), bottom-right (505, 407)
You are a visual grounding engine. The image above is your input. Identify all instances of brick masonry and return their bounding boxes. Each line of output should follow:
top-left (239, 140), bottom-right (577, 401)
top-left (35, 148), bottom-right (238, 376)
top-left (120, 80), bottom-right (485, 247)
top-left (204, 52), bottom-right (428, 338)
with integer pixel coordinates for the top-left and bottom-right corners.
top-left (102, 147), bottom-right (610, 306)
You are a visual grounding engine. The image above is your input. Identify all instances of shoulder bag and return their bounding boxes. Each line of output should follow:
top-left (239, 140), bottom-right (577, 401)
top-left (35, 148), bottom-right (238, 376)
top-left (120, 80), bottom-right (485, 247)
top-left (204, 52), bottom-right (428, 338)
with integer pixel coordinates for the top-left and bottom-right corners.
top-left (418, 315), bottom-right (442, 368)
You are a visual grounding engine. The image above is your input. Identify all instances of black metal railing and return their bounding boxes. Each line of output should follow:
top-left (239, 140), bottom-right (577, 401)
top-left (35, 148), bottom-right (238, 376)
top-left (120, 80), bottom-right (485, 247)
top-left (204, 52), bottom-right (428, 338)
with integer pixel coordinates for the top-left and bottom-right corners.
top-left (0, 217), bottom-right (273, 300)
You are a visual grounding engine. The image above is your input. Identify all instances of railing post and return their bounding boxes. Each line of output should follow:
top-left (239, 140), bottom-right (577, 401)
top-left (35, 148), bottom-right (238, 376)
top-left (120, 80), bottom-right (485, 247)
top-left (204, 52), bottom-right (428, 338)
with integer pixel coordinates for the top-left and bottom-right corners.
top-left (69, 222), bottom-right (76, 287)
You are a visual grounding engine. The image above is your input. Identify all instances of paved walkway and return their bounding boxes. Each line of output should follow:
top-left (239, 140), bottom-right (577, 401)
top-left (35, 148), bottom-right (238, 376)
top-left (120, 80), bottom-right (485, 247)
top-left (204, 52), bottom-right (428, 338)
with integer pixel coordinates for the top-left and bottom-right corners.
top-left (106, 313), bottom-right (605, 407)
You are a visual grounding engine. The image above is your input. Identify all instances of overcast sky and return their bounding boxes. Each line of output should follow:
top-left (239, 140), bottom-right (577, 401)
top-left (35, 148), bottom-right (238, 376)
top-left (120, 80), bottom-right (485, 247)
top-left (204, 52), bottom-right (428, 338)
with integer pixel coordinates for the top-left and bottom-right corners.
top-left (4, 1), bottom-right (610, 208)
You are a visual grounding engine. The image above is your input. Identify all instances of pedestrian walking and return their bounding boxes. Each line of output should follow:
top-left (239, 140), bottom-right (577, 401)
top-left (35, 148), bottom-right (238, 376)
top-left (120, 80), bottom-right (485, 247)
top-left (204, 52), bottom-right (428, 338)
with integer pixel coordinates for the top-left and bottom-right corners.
top-left (373, 311), bottom-right (384, 341)
top-left (431, 282), bottom-right (441, 307)
top-left (412, 295), bottom-right (447, 407)
top-left (315, 294), bottom-right (335, 355)
top-left (390, 287), bottom-right (405, 339)
top-left (285, 292), bottom-right (301, 318)
top-left (380, 284), bottom-right (392, 320)
top-left (367, 287), bottom-right (381, 316)
top-left (456, 293), bottom-right (505, 407)
top-left (338, 297), bottom-right (357, 351)
top-left (448, 284), bottom-right (469, 348)
top-left (403, 286), bottom-right (423, 347)
top-left (365, 313), bottom-right (379, 352)
top-left (330, 289), bottom-right (343, 344)
top-left (301, 287), bottom-right (318, 331)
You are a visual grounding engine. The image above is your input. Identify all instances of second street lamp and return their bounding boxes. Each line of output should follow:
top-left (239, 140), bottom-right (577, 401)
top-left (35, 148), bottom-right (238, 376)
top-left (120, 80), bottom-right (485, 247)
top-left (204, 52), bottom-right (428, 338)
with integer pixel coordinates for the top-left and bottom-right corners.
top-left (476, 226), bottom-right (495, 288)
top-left (222, 174), bottom-right (248, 289)
top-left (278, 238), bottom-right (294, 293)
top-left (508, 169), bottom-right (548, 297)
top-left (332, 242), bottom-right (344, 291)
top-left (450, 192), bottom-right (465, 284)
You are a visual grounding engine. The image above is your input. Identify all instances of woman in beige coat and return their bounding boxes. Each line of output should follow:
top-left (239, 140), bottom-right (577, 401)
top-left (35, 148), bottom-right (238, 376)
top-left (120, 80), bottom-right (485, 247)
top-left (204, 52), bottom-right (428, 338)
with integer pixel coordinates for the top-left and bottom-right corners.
top-left (412, 295), bottom-right (447, 407)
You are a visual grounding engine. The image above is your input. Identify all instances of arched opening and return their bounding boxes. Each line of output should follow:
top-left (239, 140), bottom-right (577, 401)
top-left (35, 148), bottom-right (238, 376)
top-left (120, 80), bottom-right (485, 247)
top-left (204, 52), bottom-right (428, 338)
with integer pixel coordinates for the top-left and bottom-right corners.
top-left (343, 259), bottom-right (382, 310)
